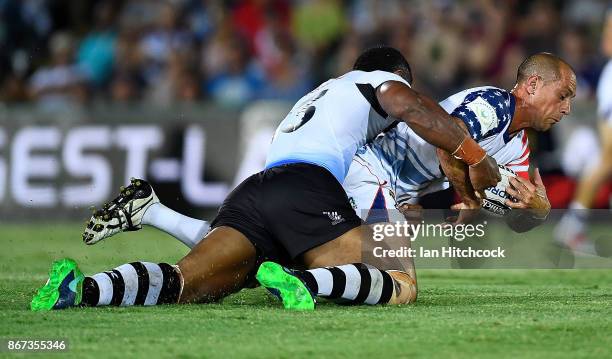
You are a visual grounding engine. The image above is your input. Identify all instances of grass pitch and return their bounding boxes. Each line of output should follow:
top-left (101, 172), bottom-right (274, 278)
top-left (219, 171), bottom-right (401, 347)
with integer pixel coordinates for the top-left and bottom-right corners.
top-left (1, 223), bottom-right (612, 358)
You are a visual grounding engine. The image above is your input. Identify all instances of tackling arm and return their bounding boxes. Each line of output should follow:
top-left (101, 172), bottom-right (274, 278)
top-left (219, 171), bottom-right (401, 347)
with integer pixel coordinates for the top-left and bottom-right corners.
top-left (436, 126), bottom-right (482, 225)
top-left (435, 117), bottom-right (480, 203)
top-left (377, 81), bottom-right (469, 154)
top-left (376, 81), bottom-right (501, 191)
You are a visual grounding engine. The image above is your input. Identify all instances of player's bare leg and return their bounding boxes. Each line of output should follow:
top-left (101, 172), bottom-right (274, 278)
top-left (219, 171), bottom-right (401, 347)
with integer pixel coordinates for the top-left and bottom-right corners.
top-left (257, 224), bottom-right (417, 310)
top-left (32, 226), bottom-right (257, 310)
top-left (177, 226), bottom-right (256, 303)
top-left (301, 224), bottom-right (416, 280)
top-left (300, 226), bottom-right (364, 268)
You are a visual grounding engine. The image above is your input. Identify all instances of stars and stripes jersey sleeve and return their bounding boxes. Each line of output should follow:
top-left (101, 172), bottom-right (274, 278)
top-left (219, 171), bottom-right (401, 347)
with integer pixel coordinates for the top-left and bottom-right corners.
top-left (440, 85), bottom-right (529, 177)
top-left (440, 86), bottom-right (516, 152)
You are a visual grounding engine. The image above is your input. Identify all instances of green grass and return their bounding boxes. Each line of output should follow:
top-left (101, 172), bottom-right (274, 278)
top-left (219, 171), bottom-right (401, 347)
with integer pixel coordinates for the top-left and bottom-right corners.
top-left (1, 223), bottom-right (612, 358)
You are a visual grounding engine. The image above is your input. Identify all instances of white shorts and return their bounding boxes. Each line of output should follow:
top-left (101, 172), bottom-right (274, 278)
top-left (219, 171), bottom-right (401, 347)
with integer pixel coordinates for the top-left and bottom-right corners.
top-left (343, 157), bottom-right (400, 223)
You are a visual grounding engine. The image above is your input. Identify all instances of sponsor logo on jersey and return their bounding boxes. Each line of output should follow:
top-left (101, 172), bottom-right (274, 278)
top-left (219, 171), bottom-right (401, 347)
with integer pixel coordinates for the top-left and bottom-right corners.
top-left (488, 186), bottom-right (508, 199)
top-left (466, 96), bottom-right (499, 135)
top-left (482, 199), bottom-right (510, 216)
top-left (323, 211), bottom-right (346, 225)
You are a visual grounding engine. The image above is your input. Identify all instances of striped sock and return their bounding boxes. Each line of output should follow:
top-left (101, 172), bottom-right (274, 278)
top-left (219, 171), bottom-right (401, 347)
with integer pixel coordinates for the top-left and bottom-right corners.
top-left (296, 263), bottom-right (394, 305)
top-left (81, 262), bottom-right (183, 306)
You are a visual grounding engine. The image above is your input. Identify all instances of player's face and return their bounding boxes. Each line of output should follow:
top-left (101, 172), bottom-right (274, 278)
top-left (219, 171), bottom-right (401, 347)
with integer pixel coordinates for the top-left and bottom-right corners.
top-left (530, 67), bottom-right (576, 131)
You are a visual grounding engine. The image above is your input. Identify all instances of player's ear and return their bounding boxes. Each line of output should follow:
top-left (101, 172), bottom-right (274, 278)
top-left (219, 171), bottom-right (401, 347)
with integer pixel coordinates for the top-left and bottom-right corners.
top-left (526, 75), bottom-right (539, 95)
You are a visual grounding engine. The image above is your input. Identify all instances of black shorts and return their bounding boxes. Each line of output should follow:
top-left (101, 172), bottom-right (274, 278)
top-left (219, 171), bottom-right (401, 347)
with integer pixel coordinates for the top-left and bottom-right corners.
top-left (210, 163), bottom-right (362, 265)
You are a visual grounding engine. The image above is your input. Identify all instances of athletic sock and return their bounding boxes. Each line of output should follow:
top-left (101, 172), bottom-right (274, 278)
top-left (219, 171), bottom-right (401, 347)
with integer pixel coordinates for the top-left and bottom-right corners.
top-left (296, 263), bottom-right (395, 305)
top-left (81, 262), bottom-right (183, 307)
top-left (142, 203), bottom-right (209, 248)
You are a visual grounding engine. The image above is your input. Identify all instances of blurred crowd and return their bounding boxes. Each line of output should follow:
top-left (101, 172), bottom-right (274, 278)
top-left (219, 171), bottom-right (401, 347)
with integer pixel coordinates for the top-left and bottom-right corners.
top-left (0, 0), bottom-right (610, 110)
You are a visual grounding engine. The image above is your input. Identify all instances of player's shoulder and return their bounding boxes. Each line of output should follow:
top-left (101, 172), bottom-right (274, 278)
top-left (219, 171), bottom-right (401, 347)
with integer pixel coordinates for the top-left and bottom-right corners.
top-left (460, 86), bottom-right (512, 110)
top-left (447, 86), bottom-right (514, 141)
top-left (342, 70), bottom-right (411, 88)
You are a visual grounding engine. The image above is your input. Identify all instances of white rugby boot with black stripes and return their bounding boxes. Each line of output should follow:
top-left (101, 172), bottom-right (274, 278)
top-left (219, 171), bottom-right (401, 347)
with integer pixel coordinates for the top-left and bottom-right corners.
top-left (83, 178), bottom-right (159, 245)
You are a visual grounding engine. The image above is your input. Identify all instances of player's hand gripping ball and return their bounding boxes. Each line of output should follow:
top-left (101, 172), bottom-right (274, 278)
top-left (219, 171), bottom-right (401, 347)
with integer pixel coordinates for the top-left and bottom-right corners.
top-left (481, 165), bottom-right (518, 217)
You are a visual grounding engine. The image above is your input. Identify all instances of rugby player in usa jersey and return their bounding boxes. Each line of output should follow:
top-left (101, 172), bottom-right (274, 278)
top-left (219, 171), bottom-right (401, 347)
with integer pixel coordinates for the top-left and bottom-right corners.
top-left (441, 53), bottom-right (575, 230)
top-left (32, 46), bottom-right (501, 311)
top-left (344, 53), bottom-right (576, 233)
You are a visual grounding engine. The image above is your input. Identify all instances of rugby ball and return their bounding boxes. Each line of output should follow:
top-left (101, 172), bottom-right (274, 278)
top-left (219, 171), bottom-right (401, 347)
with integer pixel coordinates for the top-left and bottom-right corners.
top-left (481, 165), bottom-right (517, 217)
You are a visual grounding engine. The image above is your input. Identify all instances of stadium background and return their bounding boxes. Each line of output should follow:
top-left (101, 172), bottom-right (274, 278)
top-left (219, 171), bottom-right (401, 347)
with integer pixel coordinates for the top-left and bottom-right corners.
top-left (1, 0), bottom-right (611, 219)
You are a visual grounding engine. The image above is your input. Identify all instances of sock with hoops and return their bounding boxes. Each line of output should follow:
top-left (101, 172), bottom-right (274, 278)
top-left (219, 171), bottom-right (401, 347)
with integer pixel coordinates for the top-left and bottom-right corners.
top-left (294, 263), bottom-right (399, 305)
top-left (81, 262), bottom-right (183, 306)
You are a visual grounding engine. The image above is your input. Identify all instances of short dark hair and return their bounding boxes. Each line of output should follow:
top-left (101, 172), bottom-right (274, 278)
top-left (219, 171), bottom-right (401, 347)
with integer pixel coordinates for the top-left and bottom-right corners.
top-left (516, 52), bottom-right (573, 84)
top-left (353, 46), bottom-right (413, 84)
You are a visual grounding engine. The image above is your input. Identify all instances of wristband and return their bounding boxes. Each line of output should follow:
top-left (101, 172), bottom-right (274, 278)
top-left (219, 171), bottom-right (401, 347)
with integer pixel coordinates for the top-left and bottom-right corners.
top-left (451, 136), bottom-right (487, 166)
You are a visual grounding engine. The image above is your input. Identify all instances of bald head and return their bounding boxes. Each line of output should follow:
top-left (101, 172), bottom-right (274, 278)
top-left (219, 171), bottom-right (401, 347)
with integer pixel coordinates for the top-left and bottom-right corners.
top-left (516, 53), bottom-right (575, 84)
top-left (511, 53), bottom-right (577, 133)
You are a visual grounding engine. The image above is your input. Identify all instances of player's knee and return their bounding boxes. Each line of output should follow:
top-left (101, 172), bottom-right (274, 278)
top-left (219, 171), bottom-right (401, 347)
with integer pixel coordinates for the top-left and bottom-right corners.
top-left (176, 262), bottom-right (227, 304)
top-left (387, 270), bottom-right (417, 305)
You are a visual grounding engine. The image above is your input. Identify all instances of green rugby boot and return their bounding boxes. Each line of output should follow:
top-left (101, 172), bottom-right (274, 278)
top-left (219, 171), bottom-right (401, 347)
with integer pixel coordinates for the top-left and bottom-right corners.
top-left (256, 262), bottom-right (315, 311)
top-left (31, 258), bottom-right (84, 311)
